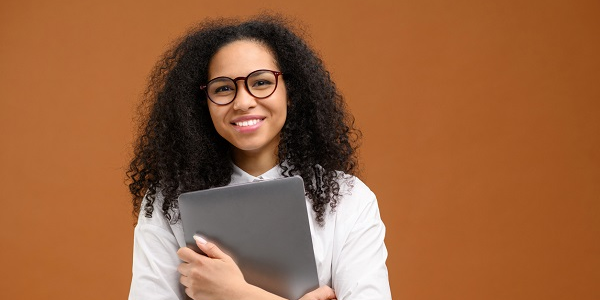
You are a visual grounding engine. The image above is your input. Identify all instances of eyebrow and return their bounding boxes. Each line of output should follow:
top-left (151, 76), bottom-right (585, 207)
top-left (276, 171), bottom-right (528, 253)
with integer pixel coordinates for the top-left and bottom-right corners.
top-left (207, 69), bottom-right (277, 82)
top-left (208, 76), bottom-right (233, 82)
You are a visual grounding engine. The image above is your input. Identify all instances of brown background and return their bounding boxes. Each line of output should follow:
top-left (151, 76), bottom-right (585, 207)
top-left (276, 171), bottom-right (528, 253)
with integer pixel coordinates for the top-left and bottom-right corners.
top-left (1, 0), bottom-right (598, 299)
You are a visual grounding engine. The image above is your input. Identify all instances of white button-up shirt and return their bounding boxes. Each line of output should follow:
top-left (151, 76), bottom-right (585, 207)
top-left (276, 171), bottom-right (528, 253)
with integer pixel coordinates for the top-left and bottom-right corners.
top-left (129, 164), bottom-right (392, 299)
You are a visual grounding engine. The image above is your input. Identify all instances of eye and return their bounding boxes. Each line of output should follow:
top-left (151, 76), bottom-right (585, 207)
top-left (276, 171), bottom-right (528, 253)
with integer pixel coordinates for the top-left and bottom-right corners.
top-left (214, 85), bottom-right (234, 93)
top-left (209, 81), bottom-right (236, 95)
top-left (250, 79), bottom-right (275, 90)
top-left (253, 80), bottom-right (272, 87)
top-left (248, 70), bottom-right (277, 90)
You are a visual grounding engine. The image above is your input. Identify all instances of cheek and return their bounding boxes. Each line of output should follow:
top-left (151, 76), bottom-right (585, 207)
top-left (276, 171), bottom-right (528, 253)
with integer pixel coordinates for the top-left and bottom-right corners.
top-left (269, 96), bottom-right (288, 124)
top-left (274, 103), bottom-right (288, 135)
top-left (208, 105), bottom-right (227, 133)
top-left (274, 88), bottom-right (288, 119)
top-left (280, 104), bottom-right (288, 122)
top-left (207, 106), bottom-right (217, 125)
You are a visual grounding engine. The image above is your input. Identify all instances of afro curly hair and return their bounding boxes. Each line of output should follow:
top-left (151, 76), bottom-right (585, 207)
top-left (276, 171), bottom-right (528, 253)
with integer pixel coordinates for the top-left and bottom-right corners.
top-left (127, 14), bottom-right (361, 225)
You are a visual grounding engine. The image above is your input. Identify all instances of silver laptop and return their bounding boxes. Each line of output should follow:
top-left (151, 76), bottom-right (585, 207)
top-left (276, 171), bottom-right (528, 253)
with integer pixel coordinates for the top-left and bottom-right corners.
top-left (178, 176), bottom-right (319, 300)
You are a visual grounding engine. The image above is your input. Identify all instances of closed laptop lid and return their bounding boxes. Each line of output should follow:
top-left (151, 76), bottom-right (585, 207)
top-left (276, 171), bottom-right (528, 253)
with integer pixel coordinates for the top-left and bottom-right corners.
top-left (178, 176), bottom-right (319, 300)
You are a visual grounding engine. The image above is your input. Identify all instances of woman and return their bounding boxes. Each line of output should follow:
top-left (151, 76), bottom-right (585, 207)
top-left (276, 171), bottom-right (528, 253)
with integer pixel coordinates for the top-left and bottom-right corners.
top-left (127, 15), bottom-right (391, 300)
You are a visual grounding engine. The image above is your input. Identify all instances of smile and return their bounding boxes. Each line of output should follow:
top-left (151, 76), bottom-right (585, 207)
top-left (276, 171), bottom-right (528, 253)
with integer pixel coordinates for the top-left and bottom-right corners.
top-left (233, 118), bottom-right (264, 127)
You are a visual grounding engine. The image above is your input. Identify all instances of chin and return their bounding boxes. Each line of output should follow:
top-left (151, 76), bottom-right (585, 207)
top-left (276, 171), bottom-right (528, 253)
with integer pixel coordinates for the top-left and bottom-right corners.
top-left (233, 144), bottom-right (267, 153)
top-left (230, 138), bottom-right (279, 155)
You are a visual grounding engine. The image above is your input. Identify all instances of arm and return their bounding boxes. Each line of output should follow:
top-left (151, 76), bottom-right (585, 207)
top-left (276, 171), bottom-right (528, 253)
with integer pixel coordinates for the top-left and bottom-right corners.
top-left (129, 194), bottom-right (188, 300)
top-left (332, 187), bottom-right (392, 300)
top-left (177, 235), bottom-right (337, 300)
top-left (129, 223), bottom-right (186, 300)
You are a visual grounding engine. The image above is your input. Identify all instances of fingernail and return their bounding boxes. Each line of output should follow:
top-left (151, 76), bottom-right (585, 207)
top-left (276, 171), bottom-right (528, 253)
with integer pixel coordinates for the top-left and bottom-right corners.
top-left (193, 234), bottom-right (207, 244)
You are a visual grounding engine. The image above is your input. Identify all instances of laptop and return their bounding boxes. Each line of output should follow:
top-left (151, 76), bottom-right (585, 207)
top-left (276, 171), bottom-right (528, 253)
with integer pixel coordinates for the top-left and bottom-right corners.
top-left (178, 176), bottom-right (319, 300)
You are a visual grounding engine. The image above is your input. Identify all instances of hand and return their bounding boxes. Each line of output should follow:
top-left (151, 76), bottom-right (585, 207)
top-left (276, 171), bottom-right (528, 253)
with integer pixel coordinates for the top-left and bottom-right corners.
top-left (299, 285), bottom-right (337, 300)
top-left (177, 235), bottom-right (250, 300)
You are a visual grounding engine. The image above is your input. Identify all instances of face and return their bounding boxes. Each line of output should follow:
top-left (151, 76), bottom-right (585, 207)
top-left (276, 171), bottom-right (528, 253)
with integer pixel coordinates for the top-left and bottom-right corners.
top-left (207, 40), bottom-right (287, 159)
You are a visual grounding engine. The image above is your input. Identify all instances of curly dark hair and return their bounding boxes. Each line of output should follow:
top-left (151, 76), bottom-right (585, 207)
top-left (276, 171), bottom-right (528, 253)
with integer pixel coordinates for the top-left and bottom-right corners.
top-left (127, 15), bottom-right (361, 225)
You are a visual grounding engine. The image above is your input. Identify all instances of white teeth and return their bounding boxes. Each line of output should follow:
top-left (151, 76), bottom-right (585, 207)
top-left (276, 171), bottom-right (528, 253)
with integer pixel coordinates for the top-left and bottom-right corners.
top-left (235, 119), bottom-right (261, 127)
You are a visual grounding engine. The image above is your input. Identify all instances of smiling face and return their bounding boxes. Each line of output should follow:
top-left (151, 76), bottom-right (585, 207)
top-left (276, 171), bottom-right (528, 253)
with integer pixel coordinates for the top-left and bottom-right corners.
top-left (207, 40), bottom-right (287, 168)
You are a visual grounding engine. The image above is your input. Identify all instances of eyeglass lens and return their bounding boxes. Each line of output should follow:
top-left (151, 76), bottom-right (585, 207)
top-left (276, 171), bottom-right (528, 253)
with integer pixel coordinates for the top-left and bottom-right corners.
top-left (206, 70), bottom-right (278, 105)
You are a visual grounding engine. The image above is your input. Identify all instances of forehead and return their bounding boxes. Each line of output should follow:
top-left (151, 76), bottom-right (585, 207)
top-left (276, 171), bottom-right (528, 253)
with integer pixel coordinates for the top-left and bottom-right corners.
top-left (208, 40), bottom-right (279, 80)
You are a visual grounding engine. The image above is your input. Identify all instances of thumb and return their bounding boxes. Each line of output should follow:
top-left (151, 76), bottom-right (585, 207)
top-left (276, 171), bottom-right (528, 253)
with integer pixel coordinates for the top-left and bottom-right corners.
top-left (194, 235), bottom-right (228, 260)
top-left (300, 285), bottom-right (336, 300)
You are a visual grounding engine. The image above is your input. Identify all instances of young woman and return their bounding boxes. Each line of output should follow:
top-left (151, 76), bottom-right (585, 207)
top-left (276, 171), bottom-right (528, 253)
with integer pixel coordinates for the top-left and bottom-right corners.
top-left (127, 15), bottom-right (391, 300)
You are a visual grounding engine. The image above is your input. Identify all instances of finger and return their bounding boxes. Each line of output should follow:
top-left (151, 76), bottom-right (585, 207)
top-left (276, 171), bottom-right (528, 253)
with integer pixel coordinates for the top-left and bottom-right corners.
top-left (184, 287), bottom-right (193, 299)
top-left (177, 262), bottom-right (191, 276)
top-left (177, 246), bottom-right (202, 263)
top-left (179, 274), bottom-right (191, 288)
top-left (194, 234), bottom-right (229, 260)
top-left (314, 285), bottom-right (336, 300)
top-left (301, 285), bottom-right (336, 300)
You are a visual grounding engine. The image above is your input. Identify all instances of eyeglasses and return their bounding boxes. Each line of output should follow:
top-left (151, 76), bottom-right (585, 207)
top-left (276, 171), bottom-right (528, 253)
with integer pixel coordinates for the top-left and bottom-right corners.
top-left (200, 69), bottom-right (283, 105)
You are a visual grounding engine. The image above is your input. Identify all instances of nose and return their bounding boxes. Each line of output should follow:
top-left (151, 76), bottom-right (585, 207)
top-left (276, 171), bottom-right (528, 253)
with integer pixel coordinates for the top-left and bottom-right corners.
top-left (232, 81), bottom-right (257, 111)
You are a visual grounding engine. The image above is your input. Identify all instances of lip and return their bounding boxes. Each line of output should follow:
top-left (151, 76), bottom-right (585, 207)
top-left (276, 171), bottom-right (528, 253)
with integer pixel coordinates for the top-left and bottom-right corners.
top-left (231, 115), bottom-right (266, 123)
top-left (230, 115), bottom-right (266, 133)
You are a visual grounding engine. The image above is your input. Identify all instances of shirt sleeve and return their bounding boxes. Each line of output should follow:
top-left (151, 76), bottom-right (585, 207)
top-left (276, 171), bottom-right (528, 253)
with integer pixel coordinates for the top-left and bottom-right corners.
top-left (129, 203), bottom-right (186, 300)
top-left (332, 185), bottom-right (392, 300)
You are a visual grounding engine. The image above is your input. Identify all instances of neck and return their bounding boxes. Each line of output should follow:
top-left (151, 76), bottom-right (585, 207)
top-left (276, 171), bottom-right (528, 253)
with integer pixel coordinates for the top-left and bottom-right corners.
top-left (232, 148), bottom-right (278, 177)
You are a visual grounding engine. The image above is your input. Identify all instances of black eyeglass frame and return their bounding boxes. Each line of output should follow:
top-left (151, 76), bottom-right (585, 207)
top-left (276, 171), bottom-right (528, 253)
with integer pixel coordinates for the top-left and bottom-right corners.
top-left (200, 69), bottom-right (283, 106)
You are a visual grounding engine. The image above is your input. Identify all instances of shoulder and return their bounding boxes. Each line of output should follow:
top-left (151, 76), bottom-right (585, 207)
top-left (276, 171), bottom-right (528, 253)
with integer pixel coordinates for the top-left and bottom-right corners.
top-left (135, 191), bottom-right (186, 248)
top-left (314, 165), bottom-right (376, 208)
top-left (331, 172), bottom-right (379, 222)
top-left (137, 191), bottom-right (183, 235)
top-left (336, 172), bottom-right (376, 203)
top-left (338, 173), bottom-right (374, 200)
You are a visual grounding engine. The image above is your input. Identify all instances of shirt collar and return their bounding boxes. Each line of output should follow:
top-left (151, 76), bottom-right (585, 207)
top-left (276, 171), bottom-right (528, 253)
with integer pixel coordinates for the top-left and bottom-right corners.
top-left (231, 162), bottom-right (284, 184)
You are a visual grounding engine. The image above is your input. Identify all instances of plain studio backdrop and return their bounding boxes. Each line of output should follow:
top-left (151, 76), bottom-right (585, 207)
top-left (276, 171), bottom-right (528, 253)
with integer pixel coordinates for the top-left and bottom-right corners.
top-left (0, 0), bottom-right (598, 299)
